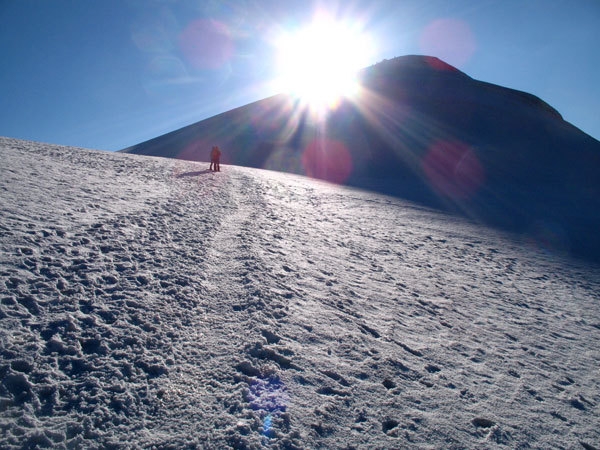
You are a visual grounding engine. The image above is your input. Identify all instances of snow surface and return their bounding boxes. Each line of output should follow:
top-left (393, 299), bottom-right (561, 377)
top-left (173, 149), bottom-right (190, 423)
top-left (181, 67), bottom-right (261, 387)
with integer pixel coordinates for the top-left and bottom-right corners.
top-left (1, 137), bottom-right (599, 449)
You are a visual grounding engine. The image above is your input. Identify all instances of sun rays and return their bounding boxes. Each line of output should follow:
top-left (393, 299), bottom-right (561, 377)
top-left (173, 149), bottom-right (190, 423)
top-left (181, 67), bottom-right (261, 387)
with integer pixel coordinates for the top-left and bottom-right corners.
top-left (273, 14), bottom-right (374, 113)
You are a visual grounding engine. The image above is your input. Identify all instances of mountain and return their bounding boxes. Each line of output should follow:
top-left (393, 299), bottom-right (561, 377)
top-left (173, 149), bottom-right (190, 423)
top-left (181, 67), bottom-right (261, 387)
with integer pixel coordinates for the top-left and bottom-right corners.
top-left (123, 55), bottom-right (600, 262)
top-left (2, 137), bottom-right (599, 448)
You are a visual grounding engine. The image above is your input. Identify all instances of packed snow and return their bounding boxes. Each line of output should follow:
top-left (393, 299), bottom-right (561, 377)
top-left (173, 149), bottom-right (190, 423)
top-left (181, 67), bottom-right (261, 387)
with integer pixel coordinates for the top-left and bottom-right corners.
top-left (1, 137), bottom-right (599, 449)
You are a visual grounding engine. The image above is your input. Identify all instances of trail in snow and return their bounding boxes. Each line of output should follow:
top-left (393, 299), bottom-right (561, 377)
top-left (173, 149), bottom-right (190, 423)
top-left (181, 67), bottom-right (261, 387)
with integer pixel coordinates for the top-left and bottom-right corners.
top-left (1, 137), bottom-right (599, 449)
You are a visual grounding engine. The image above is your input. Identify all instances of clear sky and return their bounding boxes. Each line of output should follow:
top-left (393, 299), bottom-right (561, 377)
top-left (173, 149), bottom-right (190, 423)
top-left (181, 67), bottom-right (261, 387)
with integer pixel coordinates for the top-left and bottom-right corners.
top-left (1, 0), bottom-right (599, 150)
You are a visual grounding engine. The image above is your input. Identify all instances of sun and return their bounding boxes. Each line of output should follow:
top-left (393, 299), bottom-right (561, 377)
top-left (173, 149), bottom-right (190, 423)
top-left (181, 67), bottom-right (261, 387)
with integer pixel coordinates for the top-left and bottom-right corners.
top-left (274, 17), bottom-right (373, 111)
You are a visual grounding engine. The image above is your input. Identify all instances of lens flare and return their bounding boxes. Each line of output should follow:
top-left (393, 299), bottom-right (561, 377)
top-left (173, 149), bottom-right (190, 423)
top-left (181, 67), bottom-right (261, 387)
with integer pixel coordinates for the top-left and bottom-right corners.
top-left (422, 140), bottom-right (485, 199)
top-left (262, 414), bottom-right (274, 438)
top-left (246, 375), bottom-right (288, 441)
top-left (179, 19), bottom-right (234, 70)
top-left (527, 220), bottom-right (570, 256)
top-left (419, 18), bottom-right (476, 68)
top-left (302, 138), bottom-right (353, 184)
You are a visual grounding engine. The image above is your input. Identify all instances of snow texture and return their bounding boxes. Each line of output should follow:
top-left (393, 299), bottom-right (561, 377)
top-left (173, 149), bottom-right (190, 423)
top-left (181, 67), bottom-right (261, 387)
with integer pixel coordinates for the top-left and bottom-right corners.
top-left (1, 137), bottom-right (599, 449)
top-left (123, 56), bottom-right (600, 264)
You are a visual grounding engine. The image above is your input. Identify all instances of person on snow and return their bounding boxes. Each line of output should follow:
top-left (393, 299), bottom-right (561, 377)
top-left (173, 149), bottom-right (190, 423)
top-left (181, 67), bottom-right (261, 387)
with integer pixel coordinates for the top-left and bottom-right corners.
top-left (210, 146), bottom-right (221, 172)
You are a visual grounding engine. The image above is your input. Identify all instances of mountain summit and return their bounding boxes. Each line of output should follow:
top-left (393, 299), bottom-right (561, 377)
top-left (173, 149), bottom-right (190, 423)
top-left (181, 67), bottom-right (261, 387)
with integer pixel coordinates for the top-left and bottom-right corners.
top-left (123, 55), bottom-right (600, 261)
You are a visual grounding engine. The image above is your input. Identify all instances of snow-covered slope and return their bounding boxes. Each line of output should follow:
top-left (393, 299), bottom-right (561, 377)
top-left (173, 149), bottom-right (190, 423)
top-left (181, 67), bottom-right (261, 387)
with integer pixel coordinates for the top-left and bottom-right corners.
top-left (1, 137), bottom-right (599, 449)
top-left (121, 56), bottom-right (600, 263)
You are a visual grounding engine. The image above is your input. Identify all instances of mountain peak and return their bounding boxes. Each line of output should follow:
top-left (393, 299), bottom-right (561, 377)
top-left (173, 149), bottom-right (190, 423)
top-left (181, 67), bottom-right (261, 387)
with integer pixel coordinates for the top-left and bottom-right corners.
top-left (357, 55), bottom-right (472, 102)
top-left (359, 55), bottom-right (561, 120)
top-left (122, 55), bottom-right (600, 261)
top-left (364, 54), bottom-right (468, 77)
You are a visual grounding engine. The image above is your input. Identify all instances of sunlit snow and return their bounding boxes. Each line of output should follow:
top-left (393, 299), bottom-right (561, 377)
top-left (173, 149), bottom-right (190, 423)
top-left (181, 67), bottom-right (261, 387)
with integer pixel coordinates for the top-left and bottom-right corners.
top-left (1, 138), bottom-right (598, 448)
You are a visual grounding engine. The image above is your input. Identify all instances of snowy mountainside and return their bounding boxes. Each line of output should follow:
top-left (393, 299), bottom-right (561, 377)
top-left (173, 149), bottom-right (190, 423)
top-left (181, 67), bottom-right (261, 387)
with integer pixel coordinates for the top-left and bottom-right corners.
top-left (1, 138), bottom-right (599, 449)
top-left (122, 55), bottom-right (600, 263)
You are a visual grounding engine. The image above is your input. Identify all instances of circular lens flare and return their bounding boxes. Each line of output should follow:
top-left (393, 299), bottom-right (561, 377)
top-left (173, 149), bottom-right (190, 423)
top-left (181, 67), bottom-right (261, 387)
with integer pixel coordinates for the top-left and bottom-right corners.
top-left (422, 140), bottom-right (485, 199)
top-left (419, 18), bottom-right (477, 68)
top-left (179, 19), bottom-right (234, 70)
top-left (302, 138), bottom-right (353, 184)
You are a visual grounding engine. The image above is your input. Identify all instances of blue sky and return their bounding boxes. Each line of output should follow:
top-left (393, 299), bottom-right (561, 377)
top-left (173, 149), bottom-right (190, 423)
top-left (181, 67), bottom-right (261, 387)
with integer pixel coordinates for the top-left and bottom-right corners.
top-left (1, 0), bottom-right (598, 150)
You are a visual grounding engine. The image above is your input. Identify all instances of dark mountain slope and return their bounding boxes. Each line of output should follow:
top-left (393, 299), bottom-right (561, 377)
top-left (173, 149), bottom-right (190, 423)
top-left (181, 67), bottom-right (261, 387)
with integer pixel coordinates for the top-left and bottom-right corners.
top-left (123, 55), bottom-right (600, 261)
